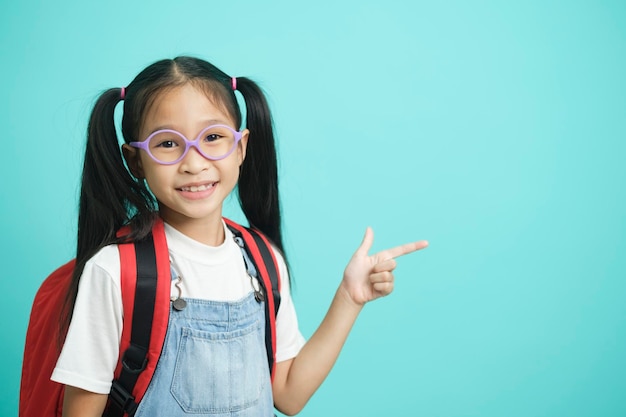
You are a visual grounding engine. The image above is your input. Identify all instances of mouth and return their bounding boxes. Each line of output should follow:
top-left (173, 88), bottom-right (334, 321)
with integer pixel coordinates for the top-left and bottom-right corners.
top-left (177, 182), bottom-right (217, 193)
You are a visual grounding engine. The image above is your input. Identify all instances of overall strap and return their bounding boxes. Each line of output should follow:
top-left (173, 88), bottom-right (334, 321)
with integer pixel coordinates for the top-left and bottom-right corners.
top-left (106, 220), bottom-right (171, 417)
top-left (224, 218), bottom-right (281, 380)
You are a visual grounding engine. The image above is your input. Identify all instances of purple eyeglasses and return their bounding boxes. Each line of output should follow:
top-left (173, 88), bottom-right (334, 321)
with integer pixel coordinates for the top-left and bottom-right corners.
top-left (129, 124), bottom-right (242, 165)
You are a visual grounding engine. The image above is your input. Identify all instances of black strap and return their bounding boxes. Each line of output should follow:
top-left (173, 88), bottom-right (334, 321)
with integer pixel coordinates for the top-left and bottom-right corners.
top-left (105, 233), bottom-right (158, 417)
top-left (226, 225), bottom-right (281, 374)
top-left (245, 228), bottom-right (281, 316)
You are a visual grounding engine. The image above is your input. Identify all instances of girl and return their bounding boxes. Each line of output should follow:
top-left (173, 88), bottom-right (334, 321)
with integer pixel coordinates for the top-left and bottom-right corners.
top-left (52, 56), bottom-right (428, 417)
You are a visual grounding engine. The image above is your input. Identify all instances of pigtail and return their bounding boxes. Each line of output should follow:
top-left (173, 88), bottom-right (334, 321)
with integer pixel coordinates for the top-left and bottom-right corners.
top-left (60, 87), bottom-right (156, 341)
top-left (78, 88), bottom-right (156, 259)
top-left (235, 78), bottom-right (285, 254)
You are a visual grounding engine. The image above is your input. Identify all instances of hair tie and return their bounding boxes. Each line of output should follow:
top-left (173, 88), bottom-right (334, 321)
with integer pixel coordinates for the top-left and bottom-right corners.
top-left (231, 77), bottom-right (237, 91)
top-left (120, 87), bottom-right (126, 100)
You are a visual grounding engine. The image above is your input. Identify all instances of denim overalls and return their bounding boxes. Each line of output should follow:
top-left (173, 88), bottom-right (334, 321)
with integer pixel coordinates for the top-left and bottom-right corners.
top-left (134, 268), bottom-right (274, 417)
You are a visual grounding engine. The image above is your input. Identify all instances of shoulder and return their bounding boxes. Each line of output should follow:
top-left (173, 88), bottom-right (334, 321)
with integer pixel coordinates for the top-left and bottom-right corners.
top-left (80, 244), bottom-right (122, 288)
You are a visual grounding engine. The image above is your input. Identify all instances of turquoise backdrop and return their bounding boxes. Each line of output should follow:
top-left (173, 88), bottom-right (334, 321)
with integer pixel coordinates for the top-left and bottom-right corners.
top-left (2, 1), bottom-right (625, 416)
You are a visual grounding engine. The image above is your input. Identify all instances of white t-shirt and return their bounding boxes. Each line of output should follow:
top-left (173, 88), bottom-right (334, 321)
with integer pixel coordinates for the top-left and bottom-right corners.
top-left (51, 221), bottom-right (306, 394)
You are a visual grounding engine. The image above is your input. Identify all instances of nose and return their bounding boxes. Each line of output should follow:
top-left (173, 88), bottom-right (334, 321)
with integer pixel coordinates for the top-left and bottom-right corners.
top-left (179, 145), bottom-right (212, 174)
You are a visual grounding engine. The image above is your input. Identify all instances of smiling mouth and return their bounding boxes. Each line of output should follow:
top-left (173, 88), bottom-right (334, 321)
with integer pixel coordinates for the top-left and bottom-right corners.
top-left (178, 182), bottom-right (217, 192)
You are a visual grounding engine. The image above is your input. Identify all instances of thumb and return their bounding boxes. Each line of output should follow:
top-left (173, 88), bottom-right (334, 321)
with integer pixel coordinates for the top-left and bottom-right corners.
top-left (355, 227), bottom-right (374, 257)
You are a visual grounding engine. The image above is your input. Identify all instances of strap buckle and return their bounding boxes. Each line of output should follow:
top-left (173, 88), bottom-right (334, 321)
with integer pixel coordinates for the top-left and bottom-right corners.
top-left (121, 345), bottom-right (148, 374)
top-left (109, 380), bottom-right (139, 415)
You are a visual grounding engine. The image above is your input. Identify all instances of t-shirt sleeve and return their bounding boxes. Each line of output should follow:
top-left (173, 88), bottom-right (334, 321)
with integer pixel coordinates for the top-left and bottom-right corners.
top-left (51, 246), bottom-right (123, 394)
top-left (273, 249), bottom-right (307, 363)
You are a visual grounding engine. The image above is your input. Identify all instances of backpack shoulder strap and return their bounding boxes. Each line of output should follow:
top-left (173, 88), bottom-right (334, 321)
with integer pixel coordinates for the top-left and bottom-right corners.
top-left (223, 218), bottom-right (282, 380)
top-left (106, 219), bottom-right (171, 417)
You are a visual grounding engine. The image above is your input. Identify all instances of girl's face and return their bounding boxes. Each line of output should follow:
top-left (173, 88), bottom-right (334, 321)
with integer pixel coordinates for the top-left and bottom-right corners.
top-left (123, 83), bottom-right (248, 239)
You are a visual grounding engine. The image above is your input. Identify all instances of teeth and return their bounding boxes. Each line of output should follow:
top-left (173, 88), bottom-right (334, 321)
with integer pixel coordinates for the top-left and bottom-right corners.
top-left (181, 183), bottom-right (214, 192)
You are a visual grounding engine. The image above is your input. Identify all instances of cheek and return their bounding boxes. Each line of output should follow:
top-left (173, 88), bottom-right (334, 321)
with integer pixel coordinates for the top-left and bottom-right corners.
top-left (142, 165), bottom-right (173, 192)
top-left (218, 160), bottom-right (242, 185)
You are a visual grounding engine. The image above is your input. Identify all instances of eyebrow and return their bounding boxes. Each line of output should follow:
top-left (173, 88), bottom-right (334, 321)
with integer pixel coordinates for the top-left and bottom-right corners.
top-left (148, 119), bottom-right (232, 135)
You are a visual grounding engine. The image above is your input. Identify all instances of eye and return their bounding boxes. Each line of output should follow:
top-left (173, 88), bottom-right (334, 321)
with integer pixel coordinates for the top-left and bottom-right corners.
top-left (156, 140), bottom-right (179, 148)
top-left (204, 133), bottom-right (223, 143)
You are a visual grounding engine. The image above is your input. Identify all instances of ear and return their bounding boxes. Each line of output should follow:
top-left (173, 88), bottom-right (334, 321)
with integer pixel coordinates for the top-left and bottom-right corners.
top-left (121, 144), bottom-right (144, 178)
top-left (237, 129), bottom-right (250, 166)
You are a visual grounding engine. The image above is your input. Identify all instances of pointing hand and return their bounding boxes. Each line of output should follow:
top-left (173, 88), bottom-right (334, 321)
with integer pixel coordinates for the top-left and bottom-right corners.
top-left (340, 228), bottom-right (428, 306)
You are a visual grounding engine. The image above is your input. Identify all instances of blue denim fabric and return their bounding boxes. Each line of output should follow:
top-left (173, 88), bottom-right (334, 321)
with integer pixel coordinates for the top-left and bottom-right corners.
top-left (134, 288), bottom-right (273, 417)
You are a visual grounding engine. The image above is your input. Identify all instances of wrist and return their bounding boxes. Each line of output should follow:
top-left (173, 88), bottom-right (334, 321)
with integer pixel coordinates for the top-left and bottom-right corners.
top-left (336, 282), bottom-right (365, 313)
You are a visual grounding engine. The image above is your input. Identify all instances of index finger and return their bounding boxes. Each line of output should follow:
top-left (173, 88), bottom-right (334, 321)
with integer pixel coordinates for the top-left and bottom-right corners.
top-left (377, 240), bottom-right (429, 260)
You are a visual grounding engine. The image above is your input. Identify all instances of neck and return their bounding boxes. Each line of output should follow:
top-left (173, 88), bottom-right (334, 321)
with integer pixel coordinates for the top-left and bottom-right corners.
top-left (158, 211), bottom-right (225, 247)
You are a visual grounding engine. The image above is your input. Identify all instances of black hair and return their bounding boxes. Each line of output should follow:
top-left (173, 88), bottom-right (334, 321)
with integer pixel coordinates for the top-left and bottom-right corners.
top-left (60, 56), bottom-right (286, 338)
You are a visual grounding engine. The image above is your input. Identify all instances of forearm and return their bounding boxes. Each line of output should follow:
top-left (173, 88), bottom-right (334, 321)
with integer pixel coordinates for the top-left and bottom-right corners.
top-left (62, 386), bottom-right (108, 417)
top-left (273, 229), bottom-right (427, 415)
top-left (273, 285), bottom-right (362, 415)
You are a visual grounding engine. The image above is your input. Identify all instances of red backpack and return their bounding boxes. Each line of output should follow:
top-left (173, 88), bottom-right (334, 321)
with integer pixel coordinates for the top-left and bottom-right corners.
top-left (20, 218), bottom-right (281, 417)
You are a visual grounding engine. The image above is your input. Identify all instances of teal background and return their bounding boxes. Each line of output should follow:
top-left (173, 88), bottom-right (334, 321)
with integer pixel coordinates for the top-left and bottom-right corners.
top-left (2, 0), bottom-right (625, 416)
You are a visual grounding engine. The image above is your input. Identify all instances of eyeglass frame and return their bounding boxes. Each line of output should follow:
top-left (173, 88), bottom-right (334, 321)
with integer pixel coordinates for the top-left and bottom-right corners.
top-left (129, 124), bottom-right (243, 165)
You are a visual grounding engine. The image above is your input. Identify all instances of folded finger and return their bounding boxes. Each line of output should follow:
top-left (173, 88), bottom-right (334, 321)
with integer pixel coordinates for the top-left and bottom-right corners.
top-left (372, 258), bottom-right (397, 273)
top-left (370, 271), bottom-right (394, 284)
top-left (372, 281), bottom-right (394, 295)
